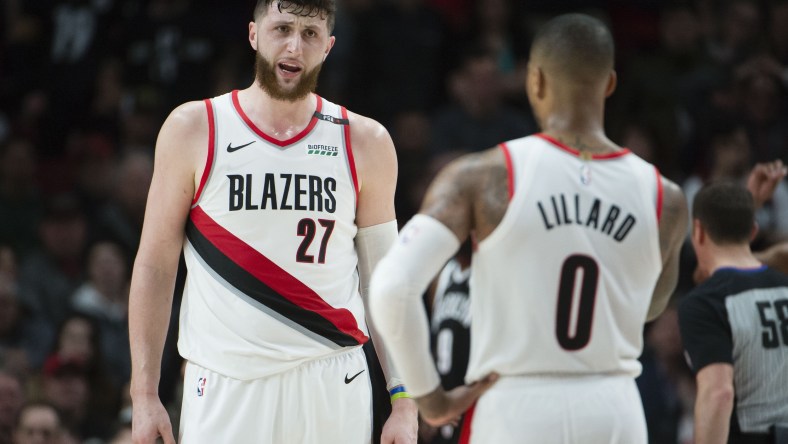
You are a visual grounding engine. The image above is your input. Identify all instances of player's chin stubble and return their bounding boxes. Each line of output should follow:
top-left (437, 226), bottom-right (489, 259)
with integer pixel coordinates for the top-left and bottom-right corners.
top-left (255, 53), bottom-right (322, 102)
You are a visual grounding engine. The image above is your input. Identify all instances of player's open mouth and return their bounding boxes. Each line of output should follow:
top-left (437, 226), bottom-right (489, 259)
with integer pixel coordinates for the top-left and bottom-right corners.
top-left (279, 63), bottom-right (302, 74)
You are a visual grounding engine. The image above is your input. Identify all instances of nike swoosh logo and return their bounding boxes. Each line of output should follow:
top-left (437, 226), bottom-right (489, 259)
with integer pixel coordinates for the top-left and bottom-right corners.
top-left (227, 141), bottom-right (255, 152)
top-left (344, 370), bottom-right (365, 384)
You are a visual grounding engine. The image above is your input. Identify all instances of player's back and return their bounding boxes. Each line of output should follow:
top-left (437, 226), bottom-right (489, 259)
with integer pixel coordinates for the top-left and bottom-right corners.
top-left (466, 134), bottom-right (663, 382)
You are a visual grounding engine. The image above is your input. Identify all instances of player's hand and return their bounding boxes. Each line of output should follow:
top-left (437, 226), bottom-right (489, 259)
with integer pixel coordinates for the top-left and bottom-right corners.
top-left (131, 393), bottom-right (176, 444)
top-left (381, 397), bottom-right (418, 444)
top-left (416, 372), bottom-right (499, 427)
top-left (747, 159), bottom-right (787, 209)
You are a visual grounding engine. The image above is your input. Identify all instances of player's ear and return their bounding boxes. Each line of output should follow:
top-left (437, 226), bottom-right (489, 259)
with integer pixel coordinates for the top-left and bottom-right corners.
top-left (750, 222), bottom-right (759, 242)
top-left (526, 64), bottom-right (546, 100)
top-left (249, 22), bottom-right (258, 51)
top-left (692, 219), bottom-right (704, 246)
top-left (604, 70), bottom-right (617, 98)
top-left (324, 35), bottom-right (336, 61)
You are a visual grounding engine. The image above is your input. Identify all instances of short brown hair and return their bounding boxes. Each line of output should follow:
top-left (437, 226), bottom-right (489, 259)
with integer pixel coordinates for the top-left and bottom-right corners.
top-left (254, 0), bottom-right (337, 33)
top-left (693, 182), bottom-right (755, 244)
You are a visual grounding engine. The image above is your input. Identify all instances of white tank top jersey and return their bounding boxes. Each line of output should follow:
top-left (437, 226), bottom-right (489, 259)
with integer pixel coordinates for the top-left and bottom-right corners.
top-left (465, 134), bottom-right (663, 383)
top-left (179, 91), bottom-right (368, 380)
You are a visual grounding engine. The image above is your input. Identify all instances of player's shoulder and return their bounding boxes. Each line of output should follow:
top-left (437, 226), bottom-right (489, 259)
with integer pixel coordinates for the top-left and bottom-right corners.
top-left (154, 100), bottom-right (210, 166)
top-left (341, 109), bottom-right (395, 164)
top-left (161, 100), bottom-right (210, 137)
top-left (344, 109), bottom-right (392, 149)
top-left (340, 109), bottom-right (397, 186)
top-left (658, 174), bottom-right (689, 234)
top-left (421, 146), bottom-right (507, 204)
top-left (680, 271), bottom-right (741, 314)
top-left (439, 145), bottom-right (505, 180)
top-left (678, 285), bottom-right (724, 328)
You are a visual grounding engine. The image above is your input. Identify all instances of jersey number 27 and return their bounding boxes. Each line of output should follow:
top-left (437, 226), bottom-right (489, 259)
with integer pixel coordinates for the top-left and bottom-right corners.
top-left (296, 218), bottom-right (335, 264)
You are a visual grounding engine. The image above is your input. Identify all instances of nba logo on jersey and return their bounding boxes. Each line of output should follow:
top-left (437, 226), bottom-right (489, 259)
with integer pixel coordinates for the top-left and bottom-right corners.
top-left (197, 377), bottom-right (207, 397)
top-left (580, 163), bottom-right (592, 185)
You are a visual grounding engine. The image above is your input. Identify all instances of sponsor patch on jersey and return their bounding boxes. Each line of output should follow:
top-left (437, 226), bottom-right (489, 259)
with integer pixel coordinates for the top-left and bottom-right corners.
top-left (307, 144), bottom-right (339, 157)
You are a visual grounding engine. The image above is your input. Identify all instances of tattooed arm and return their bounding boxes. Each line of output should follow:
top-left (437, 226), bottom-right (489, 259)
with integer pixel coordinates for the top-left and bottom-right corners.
top-left (420, 147), bottom-right (510, 242)
top-left (369, 147), bottom-right (503, 426)
top-left (647, 178), bottom-right (688, 321)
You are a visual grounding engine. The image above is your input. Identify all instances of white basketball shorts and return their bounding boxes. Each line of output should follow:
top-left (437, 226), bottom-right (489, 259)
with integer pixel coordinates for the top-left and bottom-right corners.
top-left (179, 346), bottom-right (373, 443)
top-left (463, 374), bottom-right (647, 444)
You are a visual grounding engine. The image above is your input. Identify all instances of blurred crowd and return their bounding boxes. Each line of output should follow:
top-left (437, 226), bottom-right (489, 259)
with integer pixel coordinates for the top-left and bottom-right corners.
top-left (1, 0), bottom-right (787, 443)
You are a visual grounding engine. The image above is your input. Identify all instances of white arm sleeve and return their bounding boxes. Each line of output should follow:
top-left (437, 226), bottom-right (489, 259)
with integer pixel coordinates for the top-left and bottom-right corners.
top-left (355, 220), bottom-right (401, 388)
top-left (369, 214), bottom-right (461, 397)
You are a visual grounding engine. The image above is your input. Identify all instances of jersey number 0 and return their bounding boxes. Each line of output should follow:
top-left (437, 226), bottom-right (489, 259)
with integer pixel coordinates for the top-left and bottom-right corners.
top-left (556, 254), bottom-right (599, 351)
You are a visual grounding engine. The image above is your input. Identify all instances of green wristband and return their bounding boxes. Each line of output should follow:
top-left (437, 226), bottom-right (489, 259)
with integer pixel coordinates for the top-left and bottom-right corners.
top-left (390, 391), bottom-right (412, 402)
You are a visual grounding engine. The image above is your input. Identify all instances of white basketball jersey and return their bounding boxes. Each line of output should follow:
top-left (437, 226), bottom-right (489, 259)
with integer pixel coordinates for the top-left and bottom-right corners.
top-left (179, 91), bottom-right (367, 380)
top-left (465, 134), bottom-right (663, 382)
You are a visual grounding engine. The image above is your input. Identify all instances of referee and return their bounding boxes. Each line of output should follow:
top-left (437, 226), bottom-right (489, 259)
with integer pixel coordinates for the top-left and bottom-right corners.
top-left (679, 182), bottom-right (788, 444)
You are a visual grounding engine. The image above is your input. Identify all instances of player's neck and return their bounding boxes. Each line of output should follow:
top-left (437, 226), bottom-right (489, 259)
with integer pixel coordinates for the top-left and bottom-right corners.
top-left (540, 101), bottom-right (618, 154)
top-left (541, 125), bottom-right (618, 155)
top-left (239, 85), bottom-right (317, 137)
top-left (705, 244), bottom-right (762, 273)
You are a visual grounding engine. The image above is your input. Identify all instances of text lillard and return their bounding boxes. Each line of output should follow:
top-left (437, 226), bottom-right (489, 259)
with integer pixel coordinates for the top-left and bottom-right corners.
top-left (537, 193), bottom-right (637, 242)
top-left (227, 173), bottom-right (338, 213)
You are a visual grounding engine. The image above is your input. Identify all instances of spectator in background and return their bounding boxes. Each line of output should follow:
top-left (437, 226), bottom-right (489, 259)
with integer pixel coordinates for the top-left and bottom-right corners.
top-left (48, 313), bottom-right (116, 397)
top-left (390, 110), bottom-right (434, 223)
top-left (735, 56), bottom-right (788, 165)
top-left (39, 314), bottom-right (118, 442)
top-left (71, 240), bottom-right (130, 385)
top-left (89, 58), bottom-right (128, 141)
top-left (38, 356), bottom-right (91, 442)
top-left (0, 138), bottom-right (42, 260)
top-left (0, 371), bottom-right (25, 444)
top-left (46, 0), bottom-right (124, 149)
top-left (0, 273), bottom-right (53, 375)
top-left (610, 3), bottom-right (708, 178)
top-left (18, 194), bottom-right (87, 328)
top-left (0, 1), bottom-right (49, 132)
top-left (461, 0), bottom-right (530, 106)
top-left (683, 123), bottom-right (788, 245)
top-left (124, 0), bottom-right (218, 117)
top-left (769, 0), bottom-right (788, 65)
top-left (11, 402), bottom-right (64, 444)
top-left (347, 0), bottom-right (451, 122)
top-left (430, 45), bottom-right (534, 155)
top-left (68, 132), bottom-right (118, 222)
top-left (705, 0), bottom-right (764, 67)
top-left (316, 0), bottom-right (373, 103)
top-left (618, 121), bottom-right (659, 165)
top-left (119, 95), bottom-right (160, 152)
top-left (94, 151), bottom-right (153, 257)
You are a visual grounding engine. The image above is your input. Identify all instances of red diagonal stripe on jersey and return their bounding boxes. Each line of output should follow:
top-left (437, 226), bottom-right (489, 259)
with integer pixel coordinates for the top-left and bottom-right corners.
top-left (189, 205), bottom-right (368, 343)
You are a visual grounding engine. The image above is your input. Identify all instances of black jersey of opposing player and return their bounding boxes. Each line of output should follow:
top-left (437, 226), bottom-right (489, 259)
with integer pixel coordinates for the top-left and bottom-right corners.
top-left (429, 258), bottom-right (471, 444)
top-left (679, 266), bottom-right (788, 442)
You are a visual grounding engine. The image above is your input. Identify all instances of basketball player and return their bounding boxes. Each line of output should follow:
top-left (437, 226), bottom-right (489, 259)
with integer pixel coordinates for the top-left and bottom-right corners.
top-left (369, 13), bottom-right (688, 444)
top-left (679, 182), bottom-right (788, 444)
top-left (423, 241), bottom-right (472, 444)
top-left (128, 1), bottom-right (417, 443)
